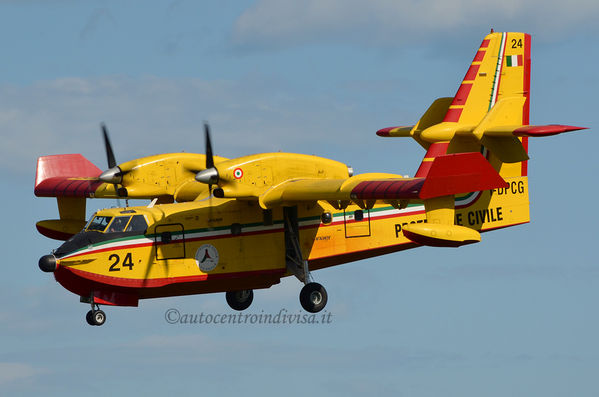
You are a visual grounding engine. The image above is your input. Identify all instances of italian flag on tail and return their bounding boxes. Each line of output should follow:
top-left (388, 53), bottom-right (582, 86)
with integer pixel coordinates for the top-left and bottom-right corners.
top-left (506, 54), bottom-right (523, 67)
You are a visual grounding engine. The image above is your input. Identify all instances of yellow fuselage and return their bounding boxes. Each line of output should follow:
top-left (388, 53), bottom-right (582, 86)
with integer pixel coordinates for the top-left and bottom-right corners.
top-left (53, 175), bottom-right (529, 306)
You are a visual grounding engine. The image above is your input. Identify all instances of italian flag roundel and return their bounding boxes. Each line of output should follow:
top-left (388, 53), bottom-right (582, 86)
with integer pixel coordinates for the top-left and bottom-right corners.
top-left (506, 54), bottom-right (523, 67)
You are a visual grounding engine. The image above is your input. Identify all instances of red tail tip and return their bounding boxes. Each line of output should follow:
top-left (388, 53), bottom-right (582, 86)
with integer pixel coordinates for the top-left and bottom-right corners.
top-left (376, 127), bottom-right (394, 137)
top-left (513, 125), bottom-right (587, 137)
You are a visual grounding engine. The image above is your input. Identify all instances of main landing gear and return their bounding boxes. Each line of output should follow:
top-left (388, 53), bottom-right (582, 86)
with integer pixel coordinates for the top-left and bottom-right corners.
top-left (299, 282), bottom-right (328, 313)
top-left (83, 296), bottom-right (106, 326)
top-left (223, 207), bottom-right (329, 313)
top-left (284, 207), bottom-right (328, 313)
top-left (226, 289), bottom-right (254, 311)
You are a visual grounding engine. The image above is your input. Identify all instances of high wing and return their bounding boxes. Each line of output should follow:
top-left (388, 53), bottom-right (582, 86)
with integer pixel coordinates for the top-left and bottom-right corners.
top-left (258, 152), bottom-right (507, 209)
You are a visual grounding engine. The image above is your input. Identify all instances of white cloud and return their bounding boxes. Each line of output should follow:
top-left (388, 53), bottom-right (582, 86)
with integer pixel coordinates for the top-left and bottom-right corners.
top-left (232, 0), bottom-right (599, 50)
top-left (0, 362), bottom-right (41, 385)
top-left (0, 75), bottom-right (404, 178)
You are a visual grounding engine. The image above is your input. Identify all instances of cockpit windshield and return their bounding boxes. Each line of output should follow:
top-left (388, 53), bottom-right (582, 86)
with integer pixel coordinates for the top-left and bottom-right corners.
top-left (85, 214), bottom-right (148, 234)
top-left (86, 216), bottom-right (113, 232)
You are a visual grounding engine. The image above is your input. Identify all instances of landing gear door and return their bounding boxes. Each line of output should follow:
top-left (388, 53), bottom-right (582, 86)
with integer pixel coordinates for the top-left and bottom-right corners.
top-left (344, 209), bottom-right (371, 238)
top-left (155, 224), bottom-right (185, 260)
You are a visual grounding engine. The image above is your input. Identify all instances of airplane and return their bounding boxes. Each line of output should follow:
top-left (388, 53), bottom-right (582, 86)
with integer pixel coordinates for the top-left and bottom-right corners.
top-left (36, 31), bottom-right (585, 326)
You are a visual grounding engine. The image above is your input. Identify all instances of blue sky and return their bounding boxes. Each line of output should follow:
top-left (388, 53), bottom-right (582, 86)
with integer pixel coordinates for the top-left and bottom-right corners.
top-left (1, 1), bottom-right (598, 396)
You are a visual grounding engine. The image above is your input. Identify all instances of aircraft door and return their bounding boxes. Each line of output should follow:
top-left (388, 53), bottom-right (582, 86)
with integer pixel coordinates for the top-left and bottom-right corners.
top-left (344, 209), bottom-right (371, 238)
top-left (155, 223), bottom-right (186, 260)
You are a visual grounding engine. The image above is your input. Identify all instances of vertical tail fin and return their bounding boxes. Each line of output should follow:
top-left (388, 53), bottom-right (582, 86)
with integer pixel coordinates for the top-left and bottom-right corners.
top-left (379, 32), bottom-right (534, 178)
top-left (381, 32), bottom-right (581, 176)
top-left (376, 32), bottom-right (585, 246)
top-left (444, 32), bottom-right (531, 127)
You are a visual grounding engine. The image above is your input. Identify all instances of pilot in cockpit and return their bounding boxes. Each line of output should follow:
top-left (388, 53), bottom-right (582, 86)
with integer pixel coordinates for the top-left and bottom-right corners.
top-left (108, 216), bottom-right (130, 233)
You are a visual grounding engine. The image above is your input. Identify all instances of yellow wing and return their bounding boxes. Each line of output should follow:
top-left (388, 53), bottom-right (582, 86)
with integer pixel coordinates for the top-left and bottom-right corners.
top-left (258, 152), bottom-right (507, 209)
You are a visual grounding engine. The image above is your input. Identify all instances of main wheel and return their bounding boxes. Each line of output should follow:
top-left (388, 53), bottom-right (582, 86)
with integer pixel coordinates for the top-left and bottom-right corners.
top-left (300, 282), bottom-right (328, 313)
top-left (92, 310), bottom-right (106, 326)
top-left (86, 310), bottom-right (95, 326)
top-left (226, 289), bottom-right (254, 311)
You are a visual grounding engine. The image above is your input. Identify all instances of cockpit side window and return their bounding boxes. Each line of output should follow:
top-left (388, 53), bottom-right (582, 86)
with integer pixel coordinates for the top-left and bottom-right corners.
top-left (126, 215), bottom-right (148, 233)
top-left (86, 216), bottom-right (113, 232)
top-left (108, 216), bottom-right (131, 233)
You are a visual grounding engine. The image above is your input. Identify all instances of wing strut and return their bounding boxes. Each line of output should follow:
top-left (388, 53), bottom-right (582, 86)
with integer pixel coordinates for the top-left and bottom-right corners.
top-left (283, 206), bottom-right (313, 284)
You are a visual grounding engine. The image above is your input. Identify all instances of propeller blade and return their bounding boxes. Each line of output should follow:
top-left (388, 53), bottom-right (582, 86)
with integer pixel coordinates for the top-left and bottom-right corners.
top-left (100, 123), bottom-right (124, 203)
top-left (102, 123), bottom-right (117, 169)
top-left (198, 121), bottom-right (219, 195)
top-left (205, 122), bottom-right (214, 169)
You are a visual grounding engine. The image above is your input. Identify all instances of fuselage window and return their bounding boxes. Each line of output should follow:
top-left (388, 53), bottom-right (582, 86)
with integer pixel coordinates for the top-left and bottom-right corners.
top-left (354, 210), bottom-right (364, 221)
top-left (126, 215), bottom-right (148, 233)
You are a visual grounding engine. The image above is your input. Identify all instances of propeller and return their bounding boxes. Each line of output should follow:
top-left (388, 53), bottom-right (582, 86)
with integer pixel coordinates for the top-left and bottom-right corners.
top-left (102, 123), bottom-right (117, 169)
top-left (195, 122), bottom-right (220, 194)
top-left (98, 123), bottom-right (124, 202)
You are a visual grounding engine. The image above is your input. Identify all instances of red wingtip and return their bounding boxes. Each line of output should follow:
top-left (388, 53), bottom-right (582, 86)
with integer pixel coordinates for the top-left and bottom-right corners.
top-left (513, 125), bottom-right (587, 137)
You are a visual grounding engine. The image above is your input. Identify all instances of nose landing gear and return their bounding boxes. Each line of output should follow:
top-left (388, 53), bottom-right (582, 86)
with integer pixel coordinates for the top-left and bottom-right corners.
top-left (86, 308), bottom-right (106, 326)
top-left (83, 297), bottom-right (106, 326)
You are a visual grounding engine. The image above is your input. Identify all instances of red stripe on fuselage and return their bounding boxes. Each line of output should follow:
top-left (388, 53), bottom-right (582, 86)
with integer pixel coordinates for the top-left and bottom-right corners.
top-left (64, 266), bottom-right (286, 289)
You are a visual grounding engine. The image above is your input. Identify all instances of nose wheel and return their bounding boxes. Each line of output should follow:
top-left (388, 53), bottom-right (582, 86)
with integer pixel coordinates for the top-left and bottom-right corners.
top-left (85, 301), bottom-right (106, 326)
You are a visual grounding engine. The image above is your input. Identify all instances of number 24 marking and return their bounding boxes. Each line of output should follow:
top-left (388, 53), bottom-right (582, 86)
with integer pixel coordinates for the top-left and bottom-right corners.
top-left (108, 253), bottom-right (134, 271)
top-left (511, 38), bottom-right (523, 49)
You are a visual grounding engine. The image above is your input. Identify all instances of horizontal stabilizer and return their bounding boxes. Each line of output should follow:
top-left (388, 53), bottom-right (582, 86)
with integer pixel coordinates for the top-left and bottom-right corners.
top-left (376, 97), bottom-right (453, 149)
top-left (482, 124), bottom-right (587, 137)
top-left (376, 126), bottom-right (413, 137)
top-left (512, 124), bottom-right (587, 137)
top-left (480, 124), bottom-right (585, 162)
